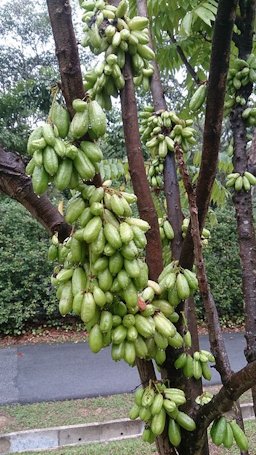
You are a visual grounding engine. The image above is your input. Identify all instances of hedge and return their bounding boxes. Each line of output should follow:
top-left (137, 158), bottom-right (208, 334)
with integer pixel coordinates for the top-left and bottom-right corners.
top-left (0, 198), bottom-right (244, 335)
top-left (0, 197), bottom-right (60, 334)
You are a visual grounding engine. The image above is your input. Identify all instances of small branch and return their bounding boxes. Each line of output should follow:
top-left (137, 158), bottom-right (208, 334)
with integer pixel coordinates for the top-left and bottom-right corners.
top-left (168, 33), bottom-right (201, 85)
top-left (175, 145), bottom-right (233, 382)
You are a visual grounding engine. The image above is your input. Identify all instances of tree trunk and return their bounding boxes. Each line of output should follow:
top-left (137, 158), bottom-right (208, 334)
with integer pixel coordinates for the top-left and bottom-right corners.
top-left (230, 0), bottom-right (256, 416)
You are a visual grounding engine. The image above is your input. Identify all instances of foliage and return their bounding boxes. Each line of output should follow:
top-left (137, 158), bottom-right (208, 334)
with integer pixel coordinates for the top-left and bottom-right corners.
top-left (0, 197), bottom-right (60, 334)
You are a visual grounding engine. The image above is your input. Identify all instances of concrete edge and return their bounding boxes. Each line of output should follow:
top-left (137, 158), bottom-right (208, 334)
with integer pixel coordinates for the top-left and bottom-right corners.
top-left (0, 403), bottom-right (254, 454)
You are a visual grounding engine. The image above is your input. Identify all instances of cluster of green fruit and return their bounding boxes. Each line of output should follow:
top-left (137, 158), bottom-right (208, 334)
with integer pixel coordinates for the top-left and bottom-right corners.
top-left (147, 157), bottom-right (164, 188)
top-left (80, 0), bottom-right (155, 110)
top-left (188, 83), bottom-right (207, 112)
top-left (129, 382), bottom-right (196, 447)
top-left (210, 416), bottom-right (248, 451)
top-left (159, 217), bottom-right (174, 242)
top-left (98, 159), bottom-right (126, 181)
top-left (224, 54), bottom-right (256, 113)
top-left (242, 106), bottom-right (256, 127)
top-left (26, 98), bottom-right (106, 194)
top-left (139, 105), bottom-right (197, 160)
top-left (158, 260), bottom-right (198, 305)
top-left (182, 218), bottom-right (211, 245)
top-left (174, 349), bottom-right (215, 381)
top-left (226, 171), bottom-right (256, 191)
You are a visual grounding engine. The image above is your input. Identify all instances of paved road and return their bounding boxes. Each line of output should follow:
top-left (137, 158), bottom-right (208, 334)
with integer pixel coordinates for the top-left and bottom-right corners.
top-left (0, 333), bottom-right (246, 405)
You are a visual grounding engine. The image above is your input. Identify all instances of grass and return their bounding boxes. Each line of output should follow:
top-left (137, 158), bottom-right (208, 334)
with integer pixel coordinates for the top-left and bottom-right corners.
top-left (7, 421), bottom-right (256, 455)
top-left (9, 438), bottom-right (158, 455)
top-left (0, 393), bottom-right (135, 434)
top-left (0, 388), bottom-right (253, 435)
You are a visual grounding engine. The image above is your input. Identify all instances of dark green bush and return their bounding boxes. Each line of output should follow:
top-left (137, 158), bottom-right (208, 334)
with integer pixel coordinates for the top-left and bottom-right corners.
top-left (0, 197), bottom-right (60, 334)
top-left (196, 205), bottom-right (243, 323)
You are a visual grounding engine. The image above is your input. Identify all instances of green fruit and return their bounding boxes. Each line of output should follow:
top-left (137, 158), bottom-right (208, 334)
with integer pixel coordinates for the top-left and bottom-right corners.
top-left (69, 109), bottom-right (89, 139)
top-left (104, 223), bottom-right (122, 249)
top-left (32, 165), bottom-right (49, 195)
top-left (99, 310), bottom-right (113, 332)
top-left (42, 123), bottom-right (56, 147)
top-left (83, 216), bottom-right (103, 243)
top-left (59, 281), bottom-right (73, 315)
top-left (111, 342), bottom-right (125, 361)
top-left (135, 314), bottom-right (155, 338)
top-left (126, 325), bottom-right (138, 341)
top-left (129, 403), bottom-right (140, 420)
top-left (176, 273), bottom-right (191, 300)
top-left (189, 84), bottom-right (207, 111)
top-left (98, 267), bottom-right (113, 291)
top-left (66, 197), bottom-right (86, 224)
top-left (168, 419), bottom-right (181, 447)
top-left (93, 286), bottom-right (107, 307)
top-left (88, 100), bottom-right (107, 138)
top-left (212, 416), bottom-right (227, 446)
top-left (81, 292), bottom-right (96, 323)
top-left (51, 102), bottom-right (70, 138)
top-left (229, 421), bottom-right (248, 451)
top-left (124, 341), bottom-right (136, 365)
top-left (112, 325), bottom-right (127, 344)
top-left (151, 408), bottom-right (166, 436)
top-left (54, 159), bottom-right (73, 190)
top-left (222, 421), bottom-right (234, 449)
top-left (176, 411), bottom-right (196, 432)
top-left (151, 394), bottom-right (164, 416)
top-left (74, 149), bottom-right (96, 180)
top-left (71, 266), bottom-right (87, 295)
top-left (134, 336), bottom-right (148, 358)
top-left (88, 324), bottom-right (103, 353)
top-left (80, 140), bottom-right (103, 162)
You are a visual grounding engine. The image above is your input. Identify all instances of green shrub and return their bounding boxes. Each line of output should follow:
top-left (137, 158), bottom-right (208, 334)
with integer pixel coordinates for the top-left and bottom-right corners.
top-left (196, 205), bottom-right (243, 323)
top-left (0, 197), bottom-right (60, 334)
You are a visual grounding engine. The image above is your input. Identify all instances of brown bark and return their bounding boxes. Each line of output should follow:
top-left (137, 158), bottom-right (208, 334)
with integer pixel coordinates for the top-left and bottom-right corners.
top-left (179, 0), bottom-right (239, 269)
top-left (0, 147), bottom-right (71, 242)
top-left (46, 0), bottom-right (85, 117)
top-left (230, 0), bottom-right (256, 415)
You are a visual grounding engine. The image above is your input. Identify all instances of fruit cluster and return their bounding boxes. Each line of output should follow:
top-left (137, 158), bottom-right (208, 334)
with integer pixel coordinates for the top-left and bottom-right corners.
top-left (242, 106), bottom-right (256, 127)
top-left (26, 98), bottom-right (106, 193)
top-left (129, 382), bottom-right (196, 447)
top-left (147, 157), bottom-right (164, 189)
top-left (159, 218), bottom-right (174, 242)
top-left (81, 0), bottom-right (155, 109)
top-left (224, 54), bottom-right (256, 113)
top-left (174, 350), bottom-right (215, 381)
top-left (158, 261), bottom-right (199, 304)
top-left (226, 171), bottom-right (256, 191)
top-left (139, 105), bottom-right (197, 158)
top-left (210, 416), bottom-right (248, 451)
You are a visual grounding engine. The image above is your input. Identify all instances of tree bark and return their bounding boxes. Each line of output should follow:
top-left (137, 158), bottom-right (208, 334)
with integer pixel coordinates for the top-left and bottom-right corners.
top-left (46, 0), bottom-right (85, 117)
top-left (230, 0), bottom-right (256, 415)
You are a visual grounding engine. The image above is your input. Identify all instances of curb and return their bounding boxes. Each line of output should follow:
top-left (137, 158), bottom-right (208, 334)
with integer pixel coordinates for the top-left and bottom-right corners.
top-left (0, 403), bottom-right (254, 454)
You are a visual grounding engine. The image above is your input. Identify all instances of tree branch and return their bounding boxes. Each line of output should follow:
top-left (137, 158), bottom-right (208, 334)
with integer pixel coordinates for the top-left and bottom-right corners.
top-left (167, 33), bottom-right (201, 85)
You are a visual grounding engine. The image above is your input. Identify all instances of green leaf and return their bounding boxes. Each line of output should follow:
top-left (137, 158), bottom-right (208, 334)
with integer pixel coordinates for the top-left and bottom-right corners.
top-left (181, 11), bottom-right (193, 36)
top-left (195, 6), bottom-right (215, 26)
